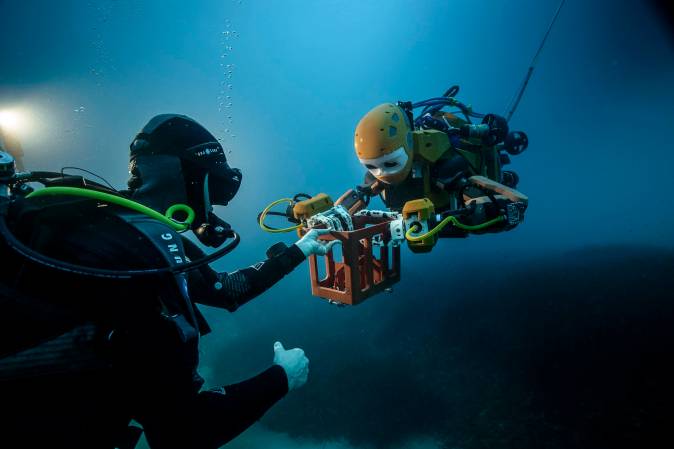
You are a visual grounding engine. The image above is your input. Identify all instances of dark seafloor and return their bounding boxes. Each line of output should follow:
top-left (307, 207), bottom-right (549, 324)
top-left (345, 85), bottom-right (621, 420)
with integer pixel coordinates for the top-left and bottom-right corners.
top-left (209, 245), bottom-right (674, 449)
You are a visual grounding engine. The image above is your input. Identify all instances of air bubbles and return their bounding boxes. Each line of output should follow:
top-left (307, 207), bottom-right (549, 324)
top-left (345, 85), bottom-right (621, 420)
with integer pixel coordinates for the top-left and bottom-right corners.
top-left (218, 15), bottom-right (242, 149)
top-left (74, 106), bottom-right (86, 113)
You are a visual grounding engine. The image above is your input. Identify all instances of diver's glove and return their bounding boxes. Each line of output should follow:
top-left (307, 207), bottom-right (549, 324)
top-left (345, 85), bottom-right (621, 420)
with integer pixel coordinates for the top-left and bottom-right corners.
top-left (295, 228), bottom-right (340, 257)
top-left (273, 341), bottom-right (309, 391)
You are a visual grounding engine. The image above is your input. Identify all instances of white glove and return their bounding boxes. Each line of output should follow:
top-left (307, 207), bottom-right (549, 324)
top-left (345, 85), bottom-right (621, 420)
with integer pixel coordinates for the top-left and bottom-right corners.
top-left (295, 228), bottom-right (341, 257)
top-left (273, 341), bottom-right (309, 391)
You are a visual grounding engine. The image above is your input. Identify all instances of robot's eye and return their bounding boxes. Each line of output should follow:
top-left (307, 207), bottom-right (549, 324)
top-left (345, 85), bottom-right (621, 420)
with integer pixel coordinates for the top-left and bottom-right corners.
top-left (364, 164), bottom-right (377, 170)
top-left (384, 161), bottom-right (398, 168)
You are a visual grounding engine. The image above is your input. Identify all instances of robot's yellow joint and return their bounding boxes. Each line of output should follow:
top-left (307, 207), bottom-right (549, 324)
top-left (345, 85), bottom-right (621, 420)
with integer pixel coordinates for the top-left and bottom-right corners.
top-left (292, 193), bottom-right (333, 221)
top-left (259, 194), bottom-right (336, 234)
top-left (402, 198), bottom-right (437, 253)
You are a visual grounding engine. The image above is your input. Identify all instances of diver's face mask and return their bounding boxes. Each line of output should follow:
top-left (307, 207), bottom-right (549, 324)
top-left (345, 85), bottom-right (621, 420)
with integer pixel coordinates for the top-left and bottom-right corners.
top-left (183, 142), bottom-right (242, 207)
top-left (178, 142), bottom-right (241, 247)
top-left (207, 166), bottom-right (241, 206)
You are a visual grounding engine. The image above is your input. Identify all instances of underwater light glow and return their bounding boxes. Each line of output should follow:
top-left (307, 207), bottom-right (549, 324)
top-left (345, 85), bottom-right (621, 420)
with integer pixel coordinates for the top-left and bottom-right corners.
top-left (0, 109), bottom-right (27, 134)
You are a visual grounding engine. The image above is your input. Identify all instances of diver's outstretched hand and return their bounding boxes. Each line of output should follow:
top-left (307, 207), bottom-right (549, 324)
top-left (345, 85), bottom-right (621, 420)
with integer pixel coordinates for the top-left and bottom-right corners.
top-left (295, 228), bottom-right (340, 257)
top-left (273, 341), bottom-right (309, 391)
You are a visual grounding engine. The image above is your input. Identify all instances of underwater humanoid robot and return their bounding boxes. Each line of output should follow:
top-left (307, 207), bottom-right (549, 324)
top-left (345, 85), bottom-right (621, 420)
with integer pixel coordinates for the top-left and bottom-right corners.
top-left (260, 86), bottom-right (528, 252)
top-left (333, 87), bottom-right (529, 252)
top-left (258, 87), bottom-right (531, 303)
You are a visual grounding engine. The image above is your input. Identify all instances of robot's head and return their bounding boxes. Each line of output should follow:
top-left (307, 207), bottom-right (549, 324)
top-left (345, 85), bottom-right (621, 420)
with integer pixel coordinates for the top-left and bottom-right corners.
top-left (354, 103), bottom-right (414, 185)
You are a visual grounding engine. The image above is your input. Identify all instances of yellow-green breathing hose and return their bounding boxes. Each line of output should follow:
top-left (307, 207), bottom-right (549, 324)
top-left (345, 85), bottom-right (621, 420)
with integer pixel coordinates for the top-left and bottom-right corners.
top-left (27, 187), bottom-right (195, 232)
top-left (405, 214), bottom-right (505, 242)
top-left (258, 198), bottom-right (302, 233)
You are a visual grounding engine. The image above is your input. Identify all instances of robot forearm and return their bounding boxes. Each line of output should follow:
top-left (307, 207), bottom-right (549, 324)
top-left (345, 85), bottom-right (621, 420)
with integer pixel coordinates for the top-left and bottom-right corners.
top-left (403, 177), bottom-right (528, 250)
top-left (335, 180), bottom-right (383, 215)
top-left (461, 176), bottom-right (528, 230)
top-left (458, 197), bottom-right (527, 232)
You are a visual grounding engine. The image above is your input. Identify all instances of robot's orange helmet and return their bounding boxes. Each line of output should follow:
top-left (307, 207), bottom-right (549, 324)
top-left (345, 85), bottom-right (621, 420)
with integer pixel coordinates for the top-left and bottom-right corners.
top-left (354, 103), bottom-right (414, 185)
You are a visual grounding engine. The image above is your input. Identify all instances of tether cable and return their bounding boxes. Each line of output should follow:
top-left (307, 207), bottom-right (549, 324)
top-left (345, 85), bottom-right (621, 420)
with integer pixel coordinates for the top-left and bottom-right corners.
top-left (505, 0), bottom-right (566, 122)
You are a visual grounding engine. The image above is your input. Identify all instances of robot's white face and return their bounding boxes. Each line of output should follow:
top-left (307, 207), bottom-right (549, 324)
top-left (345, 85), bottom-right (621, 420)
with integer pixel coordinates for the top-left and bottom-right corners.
top-left (358, 146), bottom-right (409, 179)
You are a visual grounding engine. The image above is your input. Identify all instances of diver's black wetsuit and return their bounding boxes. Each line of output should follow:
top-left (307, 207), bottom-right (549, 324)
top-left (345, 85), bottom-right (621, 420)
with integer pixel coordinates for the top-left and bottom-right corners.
top-left (0, 196), bottom-right (305, 449)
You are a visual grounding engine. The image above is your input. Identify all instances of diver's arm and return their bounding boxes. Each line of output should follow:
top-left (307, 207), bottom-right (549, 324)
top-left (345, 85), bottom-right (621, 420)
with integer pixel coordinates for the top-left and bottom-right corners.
top-left (183, 238), bottom-right (305, 311)
top-left (141, 364), bottom-right (290, 449)
top-left (141, 339), bottom-right (310, 449)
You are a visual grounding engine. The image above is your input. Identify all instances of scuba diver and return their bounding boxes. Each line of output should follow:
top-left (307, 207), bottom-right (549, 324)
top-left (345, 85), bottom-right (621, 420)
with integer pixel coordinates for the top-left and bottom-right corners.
top-left (0, 114), bottom-right (335, 449)
top-left (334, 86), bottom-right (530, 250)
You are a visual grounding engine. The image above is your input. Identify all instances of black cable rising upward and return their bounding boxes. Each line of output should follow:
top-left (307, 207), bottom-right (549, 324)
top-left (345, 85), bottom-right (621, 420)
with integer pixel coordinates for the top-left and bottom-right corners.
top-left (505, 0), bottom-right (567, 122)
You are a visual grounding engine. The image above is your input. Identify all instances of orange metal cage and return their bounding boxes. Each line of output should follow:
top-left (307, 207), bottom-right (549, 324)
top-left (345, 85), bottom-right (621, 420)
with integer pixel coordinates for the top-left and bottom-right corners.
top-left (303, 217), bottom-right (401, 305)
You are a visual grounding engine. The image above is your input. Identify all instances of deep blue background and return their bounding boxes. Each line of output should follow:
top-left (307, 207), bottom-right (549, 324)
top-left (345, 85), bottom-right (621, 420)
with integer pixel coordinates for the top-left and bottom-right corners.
top-left (2, 1), bottom-right (673, 448)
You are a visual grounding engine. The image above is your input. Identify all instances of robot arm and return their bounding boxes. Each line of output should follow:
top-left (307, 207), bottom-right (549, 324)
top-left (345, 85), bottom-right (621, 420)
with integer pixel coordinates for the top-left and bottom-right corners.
top-left (335, 173), bottom-right (384, 215)
top-left (454, 175), bottom-right (528, 231)
top-left (428, 176), bottom-right (529, 236)
top-left (402, 175), bottom-right (528, 252)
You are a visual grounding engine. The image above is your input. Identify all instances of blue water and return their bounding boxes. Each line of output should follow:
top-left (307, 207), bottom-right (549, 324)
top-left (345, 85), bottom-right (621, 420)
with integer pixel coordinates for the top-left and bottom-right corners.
top-left (2, 1), bottom-right (673, 447)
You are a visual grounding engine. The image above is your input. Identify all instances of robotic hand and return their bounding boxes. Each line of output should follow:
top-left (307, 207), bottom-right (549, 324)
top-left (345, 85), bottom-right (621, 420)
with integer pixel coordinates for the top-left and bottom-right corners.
top-left (295, 228), bottom-right (341, 257)
top-left (273, 341), bottom-right (309, 391)
top-left (501, 200), bottom-right (527, 229)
